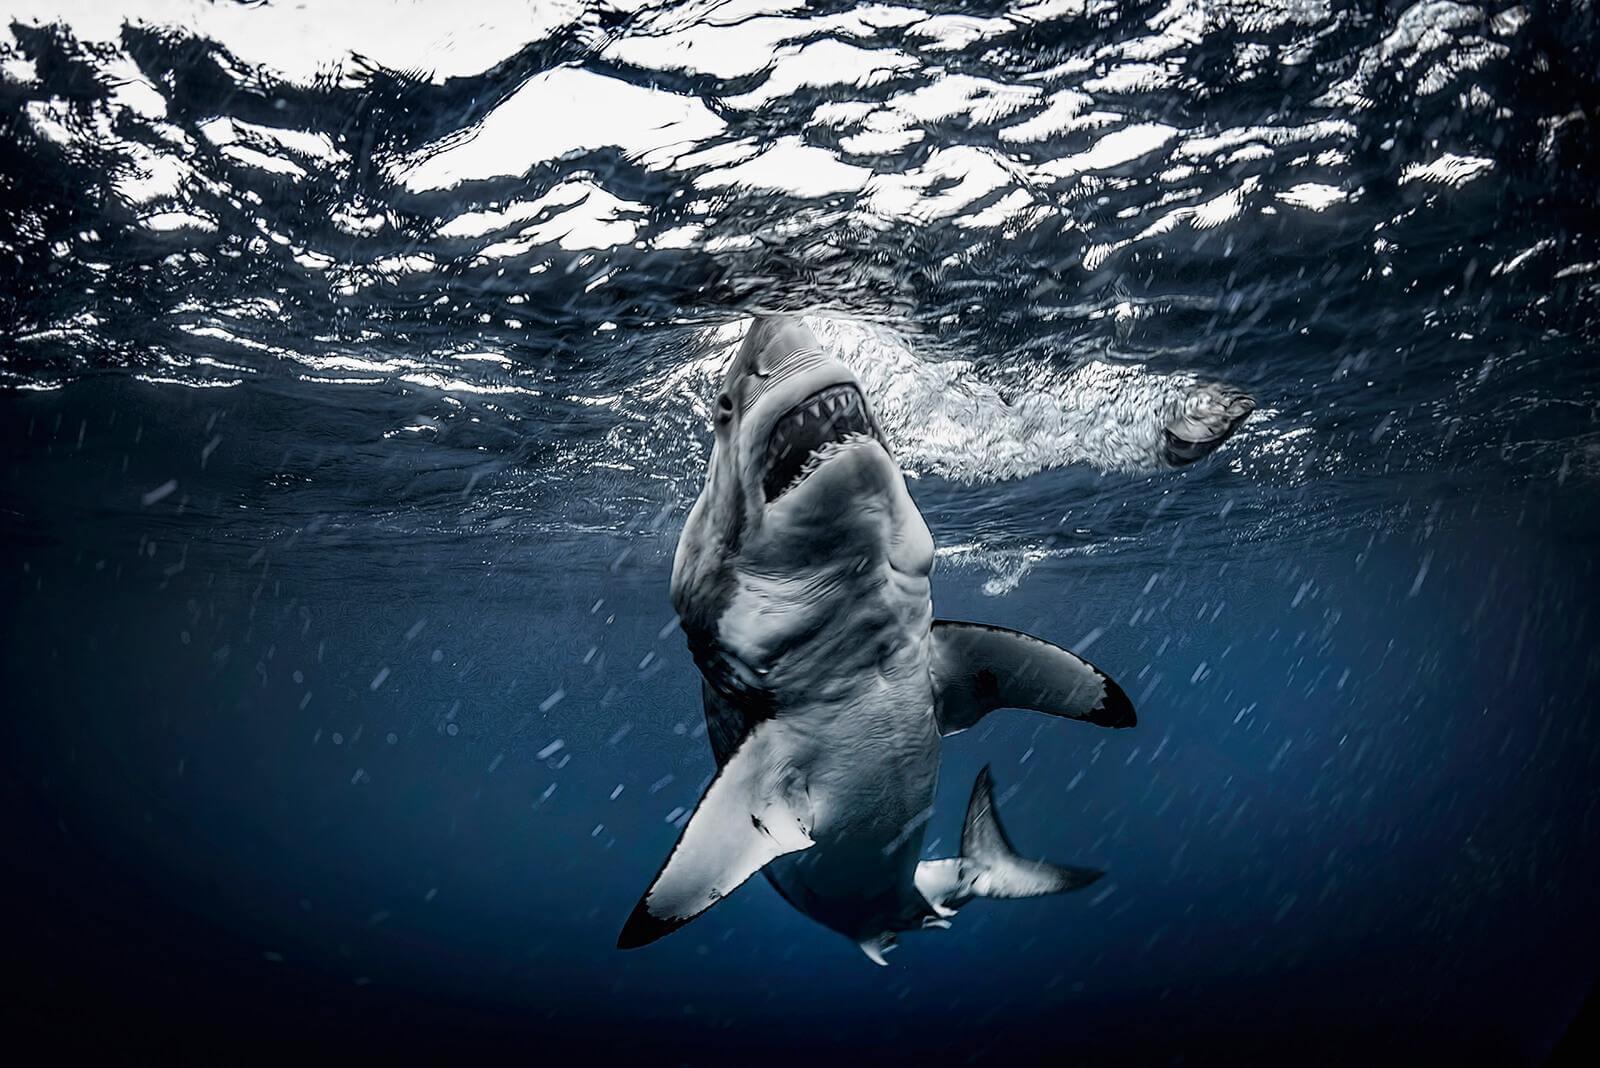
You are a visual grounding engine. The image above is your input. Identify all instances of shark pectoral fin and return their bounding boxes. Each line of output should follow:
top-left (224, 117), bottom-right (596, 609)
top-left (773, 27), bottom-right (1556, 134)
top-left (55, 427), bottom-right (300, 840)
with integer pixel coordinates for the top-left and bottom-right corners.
top-left (915, 767), bottom-right (1104, 916)
top-left (929, 620), bottom-right (1135, 735)
top-left (617, 724), bottom-right (814, 950)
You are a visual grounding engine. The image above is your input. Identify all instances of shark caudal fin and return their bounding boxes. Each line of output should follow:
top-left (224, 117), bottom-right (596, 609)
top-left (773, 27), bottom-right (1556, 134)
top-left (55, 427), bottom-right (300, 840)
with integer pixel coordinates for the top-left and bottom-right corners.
top-left (913, 766), bottom-right (1103, 919)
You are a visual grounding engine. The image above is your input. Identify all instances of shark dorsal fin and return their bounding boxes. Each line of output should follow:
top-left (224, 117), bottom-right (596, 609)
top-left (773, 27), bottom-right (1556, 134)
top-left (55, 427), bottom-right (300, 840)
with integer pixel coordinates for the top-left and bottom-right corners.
top-left (929, 621), bottom-right (1136, 736)
top-left (617, 722), bottom-right (814, 949)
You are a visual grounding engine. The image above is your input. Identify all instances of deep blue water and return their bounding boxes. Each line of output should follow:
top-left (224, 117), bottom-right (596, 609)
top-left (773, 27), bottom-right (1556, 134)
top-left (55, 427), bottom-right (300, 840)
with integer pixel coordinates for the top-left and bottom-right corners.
top-left (3, 1), bottom-right (1599, 1063)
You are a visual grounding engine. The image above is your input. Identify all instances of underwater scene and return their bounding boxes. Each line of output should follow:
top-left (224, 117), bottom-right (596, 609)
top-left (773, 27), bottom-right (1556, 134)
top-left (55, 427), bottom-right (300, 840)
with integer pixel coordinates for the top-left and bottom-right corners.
top-left (2, 0), bottom-right (1598, 1062)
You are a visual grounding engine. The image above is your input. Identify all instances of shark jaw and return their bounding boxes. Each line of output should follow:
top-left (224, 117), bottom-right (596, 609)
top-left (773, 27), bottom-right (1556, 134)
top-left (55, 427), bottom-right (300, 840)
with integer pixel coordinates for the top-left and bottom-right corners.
top-left (760, 382), bottom-right (885, 503)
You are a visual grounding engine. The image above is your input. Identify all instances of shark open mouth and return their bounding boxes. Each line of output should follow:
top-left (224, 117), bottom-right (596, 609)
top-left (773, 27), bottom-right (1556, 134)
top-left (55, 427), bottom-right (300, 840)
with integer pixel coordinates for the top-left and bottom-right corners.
top-left (761, 383), bottom-right (881, 502)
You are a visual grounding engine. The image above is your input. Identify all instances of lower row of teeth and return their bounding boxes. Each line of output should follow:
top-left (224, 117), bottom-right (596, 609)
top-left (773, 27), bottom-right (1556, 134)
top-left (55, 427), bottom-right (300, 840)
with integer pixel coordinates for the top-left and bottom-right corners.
top-left (778, 432), bottom-right (877, 498)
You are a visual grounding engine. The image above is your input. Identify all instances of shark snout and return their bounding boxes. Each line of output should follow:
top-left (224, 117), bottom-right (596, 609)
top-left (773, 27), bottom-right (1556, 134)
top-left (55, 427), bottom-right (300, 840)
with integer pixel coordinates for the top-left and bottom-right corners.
top-left (734, 317), bottom-right (834, 415)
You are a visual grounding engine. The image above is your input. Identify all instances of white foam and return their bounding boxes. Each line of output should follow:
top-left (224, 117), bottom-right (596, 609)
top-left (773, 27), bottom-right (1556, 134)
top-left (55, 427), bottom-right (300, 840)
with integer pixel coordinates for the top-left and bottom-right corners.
top-left (6, 0), bottom-right (584, 85)
top-left (697, 137), bottom-right (869, 198)
top-left (722, 39), bottom-right (916, 111)
top-left (396, 68), bottom-right (724, 192)
top-left (802, 318), bottom-right (1205, 480)
top-left (1400, 153), bottom-right (1494, 189)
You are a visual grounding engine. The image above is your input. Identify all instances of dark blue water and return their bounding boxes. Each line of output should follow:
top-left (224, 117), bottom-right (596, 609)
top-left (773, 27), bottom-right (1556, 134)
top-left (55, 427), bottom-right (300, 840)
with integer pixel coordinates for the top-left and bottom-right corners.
top-left (3, 1), bottom-right (1599, 1062)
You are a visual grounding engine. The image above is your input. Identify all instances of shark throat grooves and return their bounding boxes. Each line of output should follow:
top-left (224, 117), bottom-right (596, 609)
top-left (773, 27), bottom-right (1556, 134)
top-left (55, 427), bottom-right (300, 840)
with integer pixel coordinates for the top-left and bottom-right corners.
top-left (761, 383), bottom-right (880, 502)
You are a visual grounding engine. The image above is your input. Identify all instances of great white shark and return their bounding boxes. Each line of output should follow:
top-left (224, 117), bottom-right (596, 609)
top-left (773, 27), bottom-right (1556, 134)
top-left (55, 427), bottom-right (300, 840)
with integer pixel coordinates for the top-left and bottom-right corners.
top-left (618, 315), bottom-right (1253, 963)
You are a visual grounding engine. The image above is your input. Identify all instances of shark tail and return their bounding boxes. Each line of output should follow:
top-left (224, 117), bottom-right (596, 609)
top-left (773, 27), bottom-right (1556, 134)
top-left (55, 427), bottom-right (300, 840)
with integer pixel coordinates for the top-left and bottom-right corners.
top-left (913, 766), bottom-right (1104, 919)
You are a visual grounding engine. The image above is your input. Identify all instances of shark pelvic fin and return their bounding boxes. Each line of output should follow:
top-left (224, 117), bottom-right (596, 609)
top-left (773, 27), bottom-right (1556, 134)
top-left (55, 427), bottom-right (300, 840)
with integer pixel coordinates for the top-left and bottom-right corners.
top-left (929, 620), bottom-right (1135, 735)
top-left (914, 766), bottom-right (1103, 917)
top-left (858, 932), bottom-right (897, 966)
top-left (617, 723), bottom-right (814, 950)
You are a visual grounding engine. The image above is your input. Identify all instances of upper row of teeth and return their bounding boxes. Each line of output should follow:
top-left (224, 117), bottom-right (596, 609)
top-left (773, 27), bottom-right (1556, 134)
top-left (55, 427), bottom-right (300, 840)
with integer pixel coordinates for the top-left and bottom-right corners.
top-left (765, 392), bottom-right (860, 456)
top-left (794, 393), bottom-right (856, 422)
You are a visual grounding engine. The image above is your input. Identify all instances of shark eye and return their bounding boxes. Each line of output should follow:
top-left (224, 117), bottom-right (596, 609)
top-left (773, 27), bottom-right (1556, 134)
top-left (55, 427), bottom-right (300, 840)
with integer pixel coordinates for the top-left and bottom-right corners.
top-left (717, 393), bottom-right (734, 418)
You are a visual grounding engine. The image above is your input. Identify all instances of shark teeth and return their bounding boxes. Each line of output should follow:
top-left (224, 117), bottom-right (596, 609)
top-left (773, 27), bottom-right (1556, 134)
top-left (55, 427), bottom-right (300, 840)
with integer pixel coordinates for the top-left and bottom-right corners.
top-left (775, 433), bottom-right (877, 499)
top-left (761, 384), bottom-right (882, 502)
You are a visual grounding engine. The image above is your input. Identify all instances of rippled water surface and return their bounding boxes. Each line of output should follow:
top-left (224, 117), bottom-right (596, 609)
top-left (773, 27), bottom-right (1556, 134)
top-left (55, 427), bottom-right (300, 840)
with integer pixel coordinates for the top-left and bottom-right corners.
top-left (3, 1), bottom-right (1598, 1063)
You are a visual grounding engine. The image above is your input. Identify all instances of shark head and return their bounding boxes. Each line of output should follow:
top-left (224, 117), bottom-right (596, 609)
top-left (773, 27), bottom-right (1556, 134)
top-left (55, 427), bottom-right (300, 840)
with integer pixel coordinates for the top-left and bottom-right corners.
top-left (671, 316), bottom-right (924, 643)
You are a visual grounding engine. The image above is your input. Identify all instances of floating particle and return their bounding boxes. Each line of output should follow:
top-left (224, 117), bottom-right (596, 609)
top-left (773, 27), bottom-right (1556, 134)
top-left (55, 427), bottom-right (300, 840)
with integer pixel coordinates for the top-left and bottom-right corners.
top-left (1408, 551), bottom-right (1433, 598)
top-left (141, 479), bottom-right (178, 506)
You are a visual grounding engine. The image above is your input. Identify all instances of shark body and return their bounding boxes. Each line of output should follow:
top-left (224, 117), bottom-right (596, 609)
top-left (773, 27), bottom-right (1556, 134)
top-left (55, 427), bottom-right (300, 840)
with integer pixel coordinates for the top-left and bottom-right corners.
top-left (618, 315), bottom-right (1249, 962)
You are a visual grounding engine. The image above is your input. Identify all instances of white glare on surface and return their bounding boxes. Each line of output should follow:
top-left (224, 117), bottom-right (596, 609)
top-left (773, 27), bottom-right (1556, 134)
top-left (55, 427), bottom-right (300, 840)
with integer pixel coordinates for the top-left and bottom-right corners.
top-left (397, 68), bottom-right (725, 192)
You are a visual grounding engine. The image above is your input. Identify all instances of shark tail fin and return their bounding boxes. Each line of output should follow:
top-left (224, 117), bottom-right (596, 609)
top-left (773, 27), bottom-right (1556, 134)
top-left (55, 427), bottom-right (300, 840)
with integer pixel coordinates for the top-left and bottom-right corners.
top-left (914, 766), bottom-right (1104, 917)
